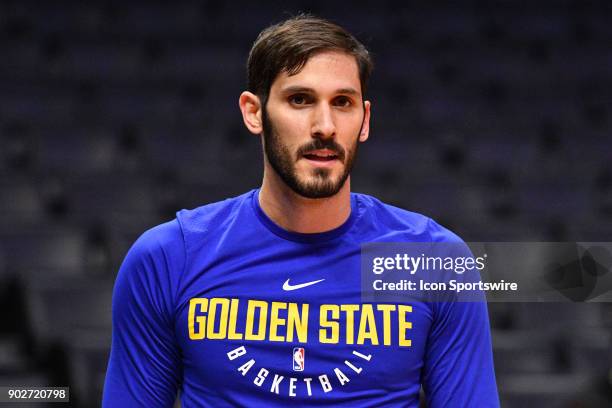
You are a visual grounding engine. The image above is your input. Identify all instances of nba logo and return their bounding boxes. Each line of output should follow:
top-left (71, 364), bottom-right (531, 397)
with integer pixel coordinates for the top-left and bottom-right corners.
top-left (293, 347), bottom-right (305, 371)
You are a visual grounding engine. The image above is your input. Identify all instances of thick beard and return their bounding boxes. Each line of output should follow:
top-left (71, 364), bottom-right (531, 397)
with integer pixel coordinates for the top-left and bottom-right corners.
top-left (261, 106), bottom-right (360, 199)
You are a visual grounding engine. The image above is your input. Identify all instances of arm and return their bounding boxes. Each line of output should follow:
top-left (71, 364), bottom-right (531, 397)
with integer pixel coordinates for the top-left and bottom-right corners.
top-left (422, 219), bottom-right (500, 407)
top-left (103, 220), bottom-right (185, 407)
top-left (422, 299), bottom-right (499, 407)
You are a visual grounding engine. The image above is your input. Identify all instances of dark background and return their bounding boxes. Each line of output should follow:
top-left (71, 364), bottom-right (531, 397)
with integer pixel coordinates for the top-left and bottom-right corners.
top-left (1, 0), bottom-right (611, 406)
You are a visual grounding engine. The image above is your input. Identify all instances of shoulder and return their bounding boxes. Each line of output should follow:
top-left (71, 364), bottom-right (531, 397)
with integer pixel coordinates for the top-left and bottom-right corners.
top-left (127, 190), bottom-right (253, 264)
top-left (114, 219), bottom-right (186, 316)
top-left (175, 190), bottom-right (253, 238)
top-left (130, 218), bottom-right (185, 260)
top-left (353, 192), bottom-right (464, 243)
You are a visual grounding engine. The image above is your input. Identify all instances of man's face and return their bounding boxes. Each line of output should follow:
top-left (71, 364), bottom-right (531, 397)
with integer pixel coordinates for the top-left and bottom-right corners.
top-left (261, 51), bottom-right (370, 199)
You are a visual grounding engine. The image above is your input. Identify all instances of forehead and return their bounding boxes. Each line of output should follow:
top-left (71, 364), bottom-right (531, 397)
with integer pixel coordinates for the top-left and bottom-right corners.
top-left (270, 51), bottom-right (362, 96)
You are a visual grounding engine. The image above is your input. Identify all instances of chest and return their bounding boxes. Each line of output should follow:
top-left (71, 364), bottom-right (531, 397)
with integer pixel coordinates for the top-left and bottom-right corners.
top-left (173, 247), bottom-right (434, 401)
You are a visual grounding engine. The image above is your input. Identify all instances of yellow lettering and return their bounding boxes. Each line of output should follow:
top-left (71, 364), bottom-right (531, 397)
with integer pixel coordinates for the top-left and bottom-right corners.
top-left (287, 303), bottom-right (309, 343)
top-left (340, 304), bottom-right (359, 344)
top-left (189, 299), bottom-right (406, 346)
top-left (357, 304), bottom-right (379, 345)
top-left (398, 305), bottom-right (412, 347)
top-left (269, 302), bottom-right (287, 342)
top-left (245, 300), bottom-right (268, 340)
top-left (319, 305), bottom-right (339, 344)
top-left (227, 298), bottom-right (243, 340)
top-left (188, 298), bottom-right (208, 340)
top-left (206, 298), bottom-right (230, 339)
top-left (376, 304), bottom-right (396, 346)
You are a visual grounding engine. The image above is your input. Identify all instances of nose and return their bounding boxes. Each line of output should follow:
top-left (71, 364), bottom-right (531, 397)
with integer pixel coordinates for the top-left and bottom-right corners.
top-left (311, 103), bottom-right (336, 139)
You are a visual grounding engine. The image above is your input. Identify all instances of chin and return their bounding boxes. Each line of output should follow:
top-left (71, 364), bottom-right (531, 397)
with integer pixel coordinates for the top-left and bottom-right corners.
top-left (295, 177), bottom-right (346, 199)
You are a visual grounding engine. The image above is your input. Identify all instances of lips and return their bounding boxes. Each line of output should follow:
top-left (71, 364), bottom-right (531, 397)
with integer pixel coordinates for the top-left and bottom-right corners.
top-left (302, 149), bottom-right (339, 162)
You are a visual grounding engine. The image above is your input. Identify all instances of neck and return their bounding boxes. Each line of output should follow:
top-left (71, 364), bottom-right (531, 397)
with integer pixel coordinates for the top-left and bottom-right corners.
top-left (258, 167), bottom-right (352, 234)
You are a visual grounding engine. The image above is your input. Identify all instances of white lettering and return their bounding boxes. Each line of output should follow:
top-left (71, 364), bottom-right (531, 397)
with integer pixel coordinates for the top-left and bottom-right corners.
top-left (334, 367), bottom-right (350, 385)
top-left (303, 378), bottom-right (313, 396)
top-left (289, 377), bottom-right (297, 397)
top-left (319, 374), bottom-right (332, 393)
top-left (352, 350), bottom-right (372, 361)
top-left (270, 374), bottom-right (284, 394)
top-left (237, 359), bottom-right (255, 376)
top-left (254, 368), bottom-right (269, 387)
top-left (227, 346), bottom-right (246, 361)
top-left (344, 360), bottom-right (362, 374)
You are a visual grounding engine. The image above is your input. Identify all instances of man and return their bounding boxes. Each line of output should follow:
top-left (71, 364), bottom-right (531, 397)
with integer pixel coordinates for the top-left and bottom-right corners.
top-left (103, 15), bottom-right (499, 407)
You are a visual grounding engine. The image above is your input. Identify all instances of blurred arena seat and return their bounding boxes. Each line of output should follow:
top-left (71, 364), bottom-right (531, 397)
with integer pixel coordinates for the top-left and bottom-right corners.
top-left (23, 276), bottom-right (113, 350)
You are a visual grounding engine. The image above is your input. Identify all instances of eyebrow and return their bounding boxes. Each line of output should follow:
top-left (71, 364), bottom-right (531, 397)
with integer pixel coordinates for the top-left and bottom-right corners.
top-left (280, 86), bottom-right (361, 96)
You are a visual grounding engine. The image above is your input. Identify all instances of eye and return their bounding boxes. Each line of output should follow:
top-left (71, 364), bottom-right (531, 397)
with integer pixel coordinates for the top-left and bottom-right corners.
top-left (289, 94), bottom-right (311, 105)
top-left (334, 96), bottom-right (352, 107)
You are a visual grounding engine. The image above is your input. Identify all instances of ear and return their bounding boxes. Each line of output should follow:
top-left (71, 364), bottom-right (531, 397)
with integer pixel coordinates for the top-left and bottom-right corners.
top-left (239, 91), bottom-right (263, 135)
top-left (359, 100), bottom-right (371, 142)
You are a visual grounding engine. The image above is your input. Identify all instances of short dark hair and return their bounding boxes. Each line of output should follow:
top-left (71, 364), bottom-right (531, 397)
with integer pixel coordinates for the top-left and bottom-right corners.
top-left (247, 15), bottom-right (373, 106)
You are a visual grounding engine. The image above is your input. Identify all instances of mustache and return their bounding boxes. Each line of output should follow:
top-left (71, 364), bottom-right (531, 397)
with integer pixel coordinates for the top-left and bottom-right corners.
top-left (296, 139), bottom-right (346, 162)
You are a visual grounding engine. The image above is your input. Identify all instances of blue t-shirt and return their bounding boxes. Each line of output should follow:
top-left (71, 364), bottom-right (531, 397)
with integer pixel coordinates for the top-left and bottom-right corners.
top-left (103, 189), bottom-right (499, 407)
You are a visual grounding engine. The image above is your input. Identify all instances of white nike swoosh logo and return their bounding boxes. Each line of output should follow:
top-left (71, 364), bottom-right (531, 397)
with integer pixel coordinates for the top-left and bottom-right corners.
top-left (282, 278), bottom-right (325, 291)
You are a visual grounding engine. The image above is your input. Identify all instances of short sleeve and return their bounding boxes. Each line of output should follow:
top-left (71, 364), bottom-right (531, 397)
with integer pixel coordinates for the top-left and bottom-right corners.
top-left (102, 220), bottom-right (185, 407)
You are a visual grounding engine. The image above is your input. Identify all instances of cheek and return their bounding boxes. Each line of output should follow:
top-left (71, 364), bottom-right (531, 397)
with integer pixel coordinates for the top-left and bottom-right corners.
top-left (339, 113), bottom-right (365, 138)
top-left (270, 109), bottom-right (309, 145)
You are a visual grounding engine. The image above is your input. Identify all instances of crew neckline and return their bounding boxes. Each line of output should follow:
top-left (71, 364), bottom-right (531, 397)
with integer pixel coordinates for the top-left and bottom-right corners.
top-left (251, 188), bottom-right (359, 243)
